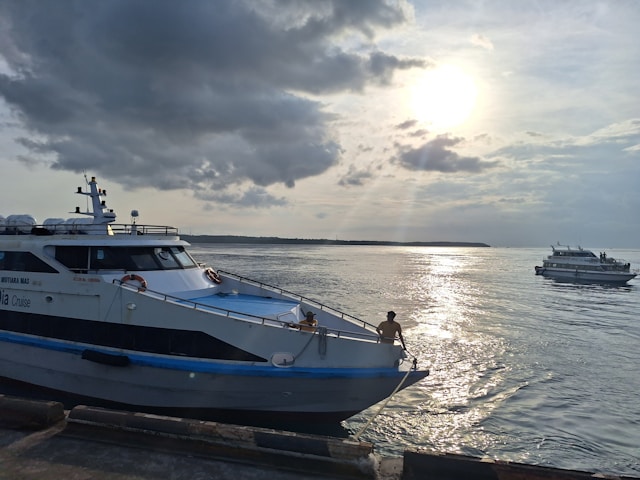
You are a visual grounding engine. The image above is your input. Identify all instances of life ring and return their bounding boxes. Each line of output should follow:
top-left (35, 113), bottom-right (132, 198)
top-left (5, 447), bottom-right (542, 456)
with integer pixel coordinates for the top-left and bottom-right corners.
top-left (121, 274), bottom-right (147, 291)
top-left (205, 267), bottom-right (222, 284)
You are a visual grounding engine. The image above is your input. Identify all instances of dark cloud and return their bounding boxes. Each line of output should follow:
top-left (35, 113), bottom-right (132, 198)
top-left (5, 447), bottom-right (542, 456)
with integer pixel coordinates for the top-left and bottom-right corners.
top-left (367, 51), bottom-right (426, 85)
top-left (198, 186), bottom-right (287, 209)
top-left (0, 0), bottom-right (421, 205)
top-left (395, 134), bottom-right (500, 172)
top-left (395, 119), bottom-right (418, 130)
top-left (338, 164), bottom-right (373, 186)
top-left (409, 129), bottom-right (429, 138)
top-left (394, 120), bottom-right (428, 137)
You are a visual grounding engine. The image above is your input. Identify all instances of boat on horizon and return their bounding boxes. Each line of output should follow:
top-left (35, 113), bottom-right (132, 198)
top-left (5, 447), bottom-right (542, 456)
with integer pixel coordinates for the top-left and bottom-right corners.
top-left (0, 176), bottom-right (429, 423)
top-left (535, 243), bottom-right (637, 285)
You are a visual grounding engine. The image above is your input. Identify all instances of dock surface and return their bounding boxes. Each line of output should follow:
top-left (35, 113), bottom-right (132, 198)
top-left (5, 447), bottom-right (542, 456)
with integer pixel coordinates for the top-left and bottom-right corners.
top-left (1, 394), bottom-right (637, 480)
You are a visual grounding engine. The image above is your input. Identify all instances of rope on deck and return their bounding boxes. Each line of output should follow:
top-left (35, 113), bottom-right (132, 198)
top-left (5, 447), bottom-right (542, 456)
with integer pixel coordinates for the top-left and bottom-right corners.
top-left (318, 327), bottom-right (327, 358)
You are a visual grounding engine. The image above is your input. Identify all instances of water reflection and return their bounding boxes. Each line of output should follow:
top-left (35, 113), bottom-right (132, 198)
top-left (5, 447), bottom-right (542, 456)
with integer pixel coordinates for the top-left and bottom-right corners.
top-left (345, 248), bottom-right (513, 458)
top-left (186, 245), bottom-right (640, 475)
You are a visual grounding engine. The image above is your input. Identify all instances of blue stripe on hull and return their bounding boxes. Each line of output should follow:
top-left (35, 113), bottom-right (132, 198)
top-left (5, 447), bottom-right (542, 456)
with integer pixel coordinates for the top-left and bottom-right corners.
top-left (0, 331), bottom-right (420, 380)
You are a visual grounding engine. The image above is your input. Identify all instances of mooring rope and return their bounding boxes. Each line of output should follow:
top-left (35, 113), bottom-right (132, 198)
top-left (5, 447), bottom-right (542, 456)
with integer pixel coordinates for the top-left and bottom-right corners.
top-left (293, 331), bottom-right (316, 360)
top-left (317, 326), bottom-right (327, 358)
top-left (352, 354), bottom-right (418, 441)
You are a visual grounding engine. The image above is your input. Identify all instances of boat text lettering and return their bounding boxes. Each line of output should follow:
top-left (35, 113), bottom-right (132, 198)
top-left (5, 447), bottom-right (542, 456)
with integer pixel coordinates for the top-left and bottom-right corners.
top-left (73, 276), bottom-right (101, 283)
top-left (0, 289), bottom-right (31, 308)
top-left (1, 276), bottom-right (30, 285)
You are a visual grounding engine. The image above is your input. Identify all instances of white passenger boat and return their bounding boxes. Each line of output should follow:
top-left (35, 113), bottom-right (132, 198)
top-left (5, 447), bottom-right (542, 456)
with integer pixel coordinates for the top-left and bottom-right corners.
top-left (0, 176), bottom-right (428, 423)
top-left (535, 244), bottom-right (637, 284)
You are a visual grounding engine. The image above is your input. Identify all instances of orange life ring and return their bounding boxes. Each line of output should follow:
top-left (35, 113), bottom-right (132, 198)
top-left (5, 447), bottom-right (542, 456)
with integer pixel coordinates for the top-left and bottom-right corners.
top-left (121, 274), bottom-right (147, 291)
top-left (205, 267), bottom-right (222, 284)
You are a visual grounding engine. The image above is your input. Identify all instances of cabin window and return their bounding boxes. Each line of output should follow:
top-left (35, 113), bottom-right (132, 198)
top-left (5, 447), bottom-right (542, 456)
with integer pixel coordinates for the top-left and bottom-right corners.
top-left (128, 249), bottom-right (160, 270)
top-left (55, 246), bottom-right (90, 273)
top-left (55, 245), bottom-right (198, 272)
top-left (155, 247), bottom-right (180, 269)
top-left (90, 247), bottom-right (122, 271)
top-left (0, 251), bottom-right (59, 273)
top-left (170, 247), bottom-right (197, 268)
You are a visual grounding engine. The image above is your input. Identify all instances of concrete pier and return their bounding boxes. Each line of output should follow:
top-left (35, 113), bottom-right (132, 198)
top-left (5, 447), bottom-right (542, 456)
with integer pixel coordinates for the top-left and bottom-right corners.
top-left (1, 394), bottom-right (637, 480)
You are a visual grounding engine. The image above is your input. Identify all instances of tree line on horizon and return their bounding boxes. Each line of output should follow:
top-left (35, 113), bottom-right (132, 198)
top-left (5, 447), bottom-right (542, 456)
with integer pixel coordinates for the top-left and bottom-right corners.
top-left (181, 234), bottom-right (490, 248)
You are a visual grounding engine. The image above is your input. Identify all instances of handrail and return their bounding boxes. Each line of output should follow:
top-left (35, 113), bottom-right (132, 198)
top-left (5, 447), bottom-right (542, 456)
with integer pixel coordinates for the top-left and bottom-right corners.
top-left (113, 279), bottom-right (381, 343)
top-left (2, 223), bottom-right (179, 236)
top-left (111, 224), bottom-right (179, 235)
top-left (216, 269), bottom-right (381, 333)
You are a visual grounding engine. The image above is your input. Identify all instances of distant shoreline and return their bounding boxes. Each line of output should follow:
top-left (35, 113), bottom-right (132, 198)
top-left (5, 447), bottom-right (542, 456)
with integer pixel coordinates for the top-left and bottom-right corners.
top-left (181, 235), bottom-right (490, 247)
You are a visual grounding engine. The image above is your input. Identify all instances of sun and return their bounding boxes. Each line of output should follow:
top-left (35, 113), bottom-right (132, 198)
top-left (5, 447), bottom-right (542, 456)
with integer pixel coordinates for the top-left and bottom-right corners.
top-left (409, 65), bottom-right (477, 130)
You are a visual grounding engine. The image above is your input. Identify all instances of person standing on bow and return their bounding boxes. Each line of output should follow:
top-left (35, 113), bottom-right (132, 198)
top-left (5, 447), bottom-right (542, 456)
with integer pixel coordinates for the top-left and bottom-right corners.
top-left (377, 311), bottom-right (406, 349)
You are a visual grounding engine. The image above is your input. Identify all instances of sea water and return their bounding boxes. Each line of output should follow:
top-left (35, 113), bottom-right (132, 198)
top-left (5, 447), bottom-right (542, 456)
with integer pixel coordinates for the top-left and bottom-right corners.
top-left (190, 244), bottom-right (640, 476)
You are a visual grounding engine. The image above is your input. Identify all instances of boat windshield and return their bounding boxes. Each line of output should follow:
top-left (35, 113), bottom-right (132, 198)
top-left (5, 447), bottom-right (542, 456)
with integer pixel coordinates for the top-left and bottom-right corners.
top-left (55, 245), bottom-right (198, 273)
top-left (552, 250), bottom-right (596, 258)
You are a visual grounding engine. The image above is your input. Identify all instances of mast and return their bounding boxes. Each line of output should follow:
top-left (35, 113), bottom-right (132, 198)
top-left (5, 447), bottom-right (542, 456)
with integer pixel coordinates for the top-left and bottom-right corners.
top-left (73, 176), bottom-right (116, 233)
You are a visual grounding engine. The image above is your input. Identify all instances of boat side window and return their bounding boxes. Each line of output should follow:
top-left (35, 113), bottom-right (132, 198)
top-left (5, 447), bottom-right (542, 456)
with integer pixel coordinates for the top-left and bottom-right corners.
top-left (154, 247), bottom-right (180, 269)
top-left (171, 247), bottom-right (197, 268)
top-left (55, 246), bottom-right (89, 273)
top-left (122, 247), bottom-right (185, 271)
top-left (128, 248), bottom-right (162, 271)
top-left (89, 247), bottom-right (122, 271)
top-left (55, 246), bottom-right (196, 272)
top-left (0, 251), bottom-right (58, 273)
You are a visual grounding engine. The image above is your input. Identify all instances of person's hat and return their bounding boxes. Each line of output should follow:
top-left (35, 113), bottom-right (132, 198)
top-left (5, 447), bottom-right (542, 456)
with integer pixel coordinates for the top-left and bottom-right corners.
top-left (306, 311), bottom-right (316, 318)
top-left (387, 311), bottom-right (396, 318)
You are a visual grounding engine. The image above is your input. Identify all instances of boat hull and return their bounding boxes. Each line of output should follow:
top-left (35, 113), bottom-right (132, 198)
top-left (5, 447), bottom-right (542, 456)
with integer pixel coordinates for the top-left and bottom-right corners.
top-left (535, 266), bottom-right (636, 284)
top-left (0, 332), bottom-right (428, 423)
top-left (0, 175), bottom-right (430, 424)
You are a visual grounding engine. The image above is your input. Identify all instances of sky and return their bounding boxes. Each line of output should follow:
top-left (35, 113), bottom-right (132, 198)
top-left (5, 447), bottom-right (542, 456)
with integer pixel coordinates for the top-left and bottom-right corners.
top-left (0, 0), bottom-right (638, 248)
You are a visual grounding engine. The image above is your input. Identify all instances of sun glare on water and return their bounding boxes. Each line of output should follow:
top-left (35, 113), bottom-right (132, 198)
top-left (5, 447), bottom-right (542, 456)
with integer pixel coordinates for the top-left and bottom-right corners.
top-left (410, 65), bottom-right (477, 130)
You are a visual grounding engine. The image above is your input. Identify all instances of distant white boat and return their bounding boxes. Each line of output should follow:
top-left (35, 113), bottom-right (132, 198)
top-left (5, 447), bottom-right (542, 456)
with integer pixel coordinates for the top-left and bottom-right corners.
top-left (0, 175), bottom-right (429, 423)
top-left (535, 244), bottom-right (637, 284)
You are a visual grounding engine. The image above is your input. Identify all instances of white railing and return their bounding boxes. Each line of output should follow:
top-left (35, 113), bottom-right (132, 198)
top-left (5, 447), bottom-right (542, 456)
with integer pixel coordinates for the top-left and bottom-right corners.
top-left (114, 278), bottom-right (381, 343)
top-left (216, 270), bottom-right (381, 332)
top-left (3, 223), bottom-right (179, 236)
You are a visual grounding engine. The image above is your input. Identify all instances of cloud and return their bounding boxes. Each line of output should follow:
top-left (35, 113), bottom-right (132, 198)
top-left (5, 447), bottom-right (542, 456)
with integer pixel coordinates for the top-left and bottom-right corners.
top-left (470, 33), bottom-right (494, 50)
top-left (481, 120), bottom-right (640, 234)
top-left (0, 0), bottom-right (422, 205)
top-left (495, 119), bottom-right (640, 165)
top-left (197, 185), bottom-right (287, 209)
top-left (395, 135), bottom-right (500, 172)
top-left (338, 164), bottom-right (373, 186)
top-left (367, 51), bottom-right (427, 85)
top-left (395, 120), bottom-right (418, 130)
top-left (394, 119), bottom-right (428, 138)
top-left (409, 129), bottom-right (429, 138)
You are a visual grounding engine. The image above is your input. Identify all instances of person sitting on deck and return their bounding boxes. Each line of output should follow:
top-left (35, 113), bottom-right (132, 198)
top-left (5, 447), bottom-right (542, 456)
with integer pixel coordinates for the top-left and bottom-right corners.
top-left (297, 311), bottom-right (318, 332)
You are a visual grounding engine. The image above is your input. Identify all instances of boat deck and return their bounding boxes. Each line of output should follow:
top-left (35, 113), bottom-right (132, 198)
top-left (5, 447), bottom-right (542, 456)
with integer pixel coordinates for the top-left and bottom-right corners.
top-left (184, 292), bottom-right (299, 322)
